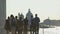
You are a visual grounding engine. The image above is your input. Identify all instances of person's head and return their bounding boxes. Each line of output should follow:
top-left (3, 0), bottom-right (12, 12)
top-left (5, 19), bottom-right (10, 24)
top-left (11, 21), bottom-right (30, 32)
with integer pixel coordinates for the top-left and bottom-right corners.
top-left (10, 14), bottom-right (14, 19)
top-left (15, 16), bottom-right (17, 19)
top-left (8, 16), bottom-right (10, 19)
top-left (35, 14), bottom-right (37, 17)
top-left (25, 17), bottom-right (27, 19)
top-left (31, 15), bottom-right (33, 18)
top-left (19, 17), bottom-right (22, 20)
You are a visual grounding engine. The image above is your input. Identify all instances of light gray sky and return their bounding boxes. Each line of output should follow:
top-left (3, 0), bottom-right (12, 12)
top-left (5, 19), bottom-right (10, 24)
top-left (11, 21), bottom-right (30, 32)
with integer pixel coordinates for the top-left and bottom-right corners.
top-left (6, 0), bottom-right (60, 22)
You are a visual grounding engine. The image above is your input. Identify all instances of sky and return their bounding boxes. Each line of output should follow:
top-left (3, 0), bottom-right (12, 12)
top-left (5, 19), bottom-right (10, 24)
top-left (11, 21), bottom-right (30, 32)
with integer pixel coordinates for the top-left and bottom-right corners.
top-left (6, 0), bottom-right (60, 22)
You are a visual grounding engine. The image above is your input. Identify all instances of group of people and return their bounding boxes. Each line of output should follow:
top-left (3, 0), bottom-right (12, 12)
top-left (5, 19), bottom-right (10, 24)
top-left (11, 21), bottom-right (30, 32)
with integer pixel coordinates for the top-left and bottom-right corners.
top-left (4, 14), bottom-right (40, 34)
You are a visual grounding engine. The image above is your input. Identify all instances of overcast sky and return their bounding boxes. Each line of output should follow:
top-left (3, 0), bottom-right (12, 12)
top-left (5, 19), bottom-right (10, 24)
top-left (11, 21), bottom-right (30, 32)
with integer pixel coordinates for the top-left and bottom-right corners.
top-left (6, 0), bottom-right (60, 22)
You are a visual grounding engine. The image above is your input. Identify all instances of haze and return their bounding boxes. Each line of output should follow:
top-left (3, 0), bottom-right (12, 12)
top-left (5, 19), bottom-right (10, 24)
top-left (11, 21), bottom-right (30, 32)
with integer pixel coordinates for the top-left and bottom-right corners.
top-left (6, 0), bottom-right (60, 22)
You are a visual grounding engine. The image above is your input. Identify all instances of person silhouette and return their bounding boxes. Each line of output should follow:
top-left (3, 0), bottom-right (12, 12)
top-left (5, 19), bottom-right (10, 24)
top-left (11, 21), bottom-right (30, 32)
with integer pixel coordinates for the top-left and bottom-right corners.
top-left (10, 15), bottom-right (15, 26)
top-left (23, 17), bottom-right (28, 34)
top-left (30, 15), bottom-right (34, 34)
top-left (15, 16), bottom-right (19, 34)
top-left (4, 16), bottom-right (10, 34)
top-left (34, 14), bottom-right (40, 34)
top-left (17, 16), bottom-right (23, 34)
top-left (10, 15), bottom-right (16, 34)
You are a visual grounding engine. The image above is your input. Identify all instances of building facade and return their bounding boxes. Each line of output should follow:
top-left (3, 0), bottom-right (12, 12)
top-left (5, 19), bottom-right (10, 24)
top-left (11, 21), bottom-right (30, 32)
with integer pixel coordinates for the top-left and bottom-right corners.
top-left (0, 0), bottom-right (6, 34)
top-left (26, 9), bottom-right (33, 26)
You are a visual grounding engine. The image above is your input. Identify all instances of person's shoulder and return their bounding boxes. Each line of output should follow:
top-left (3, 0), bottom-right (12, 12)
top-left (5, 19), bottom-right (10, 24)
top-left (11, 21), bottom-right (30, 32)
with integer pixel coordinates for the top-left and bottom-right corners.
top-left (23, 19), bottom-right (25, 20)
top-left (37, 17), bottom-right (39, 19)
top-left (6, 19), bottom-right (9, 21)
top-left (17, 19), bottom-right (19, 21)
top-left (33, 18), bottom-right (35, 20)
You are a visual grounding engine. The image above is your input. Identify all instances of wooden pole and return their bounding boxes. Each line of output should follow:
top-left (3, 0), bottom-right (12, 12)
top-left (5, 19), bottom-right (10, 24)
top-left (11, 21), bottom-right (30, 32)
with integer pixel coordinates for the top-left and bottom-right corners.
top-left (43, 28), bottom-right (44, 34)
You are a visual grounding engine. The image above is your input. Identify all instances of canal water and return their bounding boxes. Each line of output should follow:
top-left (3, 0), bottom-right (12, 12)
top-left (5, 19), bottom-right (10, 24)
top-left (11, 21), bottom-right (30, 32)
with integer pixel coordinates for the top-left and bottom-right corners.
top-left (9, 26), bottom-right (60, 34)
top-left (39, 26), bottom-right (60, 34)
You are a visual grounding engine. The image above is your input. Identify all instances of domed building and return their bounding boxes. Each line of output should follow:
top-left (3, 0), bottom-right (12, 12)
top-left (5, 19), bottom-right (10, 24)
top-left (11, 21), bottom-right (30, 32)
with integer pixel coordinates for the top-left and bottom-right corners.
top-left (26, 9), bottom-right (33, 28)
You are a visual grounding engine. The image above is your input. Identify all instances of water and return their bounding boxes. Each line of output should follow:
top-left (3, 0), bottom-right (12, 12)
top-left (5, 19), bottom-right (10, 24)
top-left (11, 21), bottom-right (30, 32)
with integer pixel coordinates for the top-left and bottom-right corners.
top-left (39, 26), bottom-right (60, 34)
top-left (9, 26), bottom-right (60, 34)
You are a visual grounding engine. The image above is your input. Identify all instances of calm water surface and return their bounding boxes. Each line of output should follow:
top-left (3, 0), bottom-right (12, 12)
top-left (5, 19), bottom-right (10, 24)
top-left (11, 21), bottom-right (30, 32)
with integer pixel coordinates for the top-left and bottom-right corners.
top-left (9, 26), bottom-right (60, 34)
top-left (39, 26), bottom-right (60, 34)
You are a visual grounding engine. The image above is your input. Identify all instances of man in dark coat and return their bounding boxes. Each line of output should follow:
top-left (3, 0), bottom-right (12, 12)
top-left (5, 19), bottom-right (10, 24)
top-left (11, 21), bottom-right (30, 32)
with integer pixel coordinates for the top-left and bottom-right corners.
top-left (17, 17), bottom-right (23, 34)
top-left (4, 16), bottom-right (11, 34)
top-left (15, 16), bottom-right (19, 34)
top-left (34, 14), bottom-right (40, 34)
top-left (23, 17), bottom-right (28, 34)
top-left (10, 15), bottom-right (16, 34)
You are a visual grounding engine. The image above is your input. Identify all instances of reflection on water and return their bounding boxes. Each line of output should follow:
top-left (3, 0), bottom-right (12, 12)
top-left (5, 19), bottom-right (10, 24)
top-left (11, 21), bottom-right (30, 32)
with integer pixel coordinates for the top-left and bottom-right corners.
top-left (9, 27), bottom-right (60, 34)
top-left (39, 26), bottom-right (60, 34)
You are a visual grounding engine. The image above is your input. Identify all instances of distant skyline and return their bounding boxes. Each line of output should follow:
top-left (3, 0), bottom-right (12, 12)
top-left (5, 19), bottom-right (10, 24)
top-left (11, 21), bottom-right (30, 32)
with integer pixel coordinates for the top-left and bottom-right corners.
top-left (6, 0), bottom-right (60, 22)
